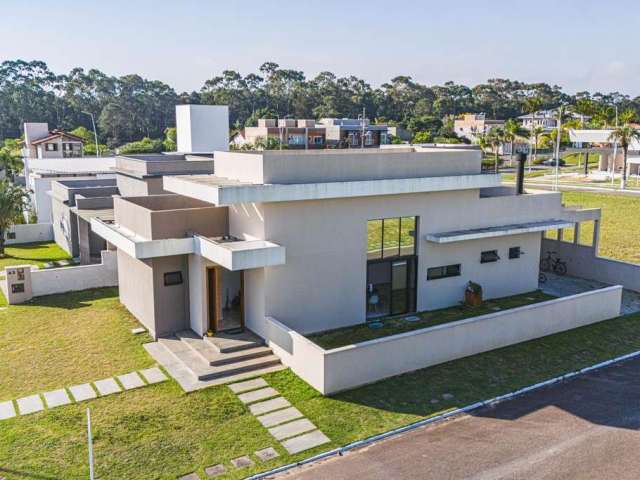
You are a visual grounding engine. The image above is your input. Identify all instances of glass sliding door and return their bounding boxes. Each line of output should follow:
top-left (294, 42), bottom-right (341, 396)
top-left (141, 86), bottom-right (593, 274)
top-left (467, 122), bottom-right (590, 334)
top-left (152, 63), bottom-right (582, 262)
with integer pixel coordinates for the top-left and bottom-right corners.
top-left (366, 216), bottom-right (418, 320)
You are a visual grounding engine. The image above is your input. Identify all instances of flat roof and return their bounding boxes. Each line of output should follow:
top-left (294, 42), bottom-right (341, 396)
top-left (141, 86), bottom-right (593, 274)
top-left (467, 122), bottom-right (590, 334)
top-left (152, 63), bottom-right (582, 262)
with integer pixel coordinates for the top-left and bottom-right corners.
top-left (74, 208), bottom-right (114, 223)
top-left (424, 220), bottom-right (574, 244)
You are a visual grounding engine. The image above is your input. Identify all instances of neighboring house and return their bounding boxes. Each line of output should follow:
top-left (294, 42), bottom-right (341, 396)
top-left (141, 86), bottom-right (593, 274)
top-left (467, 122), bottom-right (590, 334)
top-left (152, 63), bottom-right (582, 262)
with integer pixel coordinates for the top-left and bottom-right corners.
top-left (454, 114), bottom-right (505, 142)
top-left (234, 118), bottom-right (391, 149)
top-left (518, 109), bottom-right (591, 131)
top-left (23, 123), bottom-right (84, 159)
top-left (386, 125), bottom-right (413, 142)
top-left (568, 129), bottom-right (640, 176)
top-left (93, 146), bottom-right (590, 345)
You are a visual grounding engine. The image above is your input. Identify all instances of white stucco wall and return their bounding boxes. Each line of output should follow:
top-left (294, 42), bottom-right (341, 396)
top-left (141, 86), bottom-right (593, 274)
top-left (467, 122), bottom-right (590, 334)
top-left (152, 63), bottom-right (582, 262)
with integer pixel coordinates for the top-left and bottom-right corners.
top-left (30, 250), bottom-right (118, 297)
top-left (266, 286), bottom-right (622, 394)
top-left (5, 223), bottom-right (53, 245)
top-left (256, 190), bottom-right (563, 334)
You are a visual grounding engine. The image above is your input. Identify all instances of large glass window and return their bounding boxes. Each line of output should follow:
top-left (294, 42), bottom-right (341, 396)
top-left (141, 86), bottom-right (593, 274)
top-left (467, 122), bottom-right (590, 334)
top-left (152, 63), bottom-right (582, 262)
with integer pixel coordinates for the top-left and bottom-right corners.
top-left (367, 216), bottom-right (417, 260)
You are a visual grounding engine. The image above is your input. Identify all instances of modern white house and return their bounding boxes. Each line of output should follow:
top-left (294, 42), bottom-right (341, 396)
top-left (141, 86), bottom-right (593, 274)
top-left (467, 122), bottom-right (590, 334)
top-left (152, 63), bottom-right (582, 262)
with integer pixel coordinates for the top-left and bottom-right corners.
top-left (568, 128), bottom-right (640, 176)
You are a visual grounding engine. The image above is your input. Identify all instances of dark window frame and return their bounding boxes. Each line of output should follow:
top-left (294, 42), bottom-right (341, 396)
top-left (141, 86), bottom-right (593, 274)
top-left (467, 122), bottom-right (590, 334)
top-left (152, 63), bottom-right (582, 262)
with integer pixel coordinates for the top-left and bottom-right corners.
top-left (508, 246), bottom-right (522, 259)
top-left (427, 264), bottom-right (461, 280)
top-left (163, 271), bottom-right (183, 286)
top-left (480, 250), bottom-right (500, 264)
top-left (367, 216), bottom-right (418, 260)
top-left (45, 142), bottom-right (58, 151)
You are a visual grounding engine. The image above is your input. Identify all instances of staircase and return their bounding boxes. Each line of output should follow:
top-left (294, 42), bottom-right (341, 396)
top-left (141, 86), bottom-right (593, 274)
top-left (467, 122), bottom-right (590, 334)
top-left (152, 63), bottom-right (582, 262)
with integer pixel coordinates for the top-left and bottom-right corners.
top-left (145, 330), bottom-right (285, 392)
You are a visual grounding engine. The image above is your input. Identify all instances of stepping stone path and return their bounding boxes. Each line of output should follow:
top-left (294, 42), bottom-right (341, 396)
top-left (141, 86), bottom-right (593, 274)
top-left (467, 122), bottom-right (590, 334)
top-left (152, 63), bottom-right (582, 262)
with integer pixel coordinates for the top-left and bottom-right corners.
top-left (0, 367), bottom-right (168, 421)
top-left (231, 456), bottom-right (254, 468)
top-left (43, 389), bottom-right (71, 408)
top-left (204, 464), bottom-right (226, 477)
top-left (16, 395), bottom-right (44, 415)
top-left (227, 377), bottom-right (330, 455)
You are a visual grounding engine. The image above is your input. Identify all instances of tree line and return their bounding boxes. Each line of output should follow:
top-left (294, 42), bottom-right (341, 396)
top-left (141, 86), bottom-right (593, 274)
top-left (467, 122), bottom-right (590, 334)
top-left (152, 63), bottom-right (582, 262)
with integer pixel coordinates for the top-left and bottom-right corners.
top-left (2, 59), bottom-right (639, 148)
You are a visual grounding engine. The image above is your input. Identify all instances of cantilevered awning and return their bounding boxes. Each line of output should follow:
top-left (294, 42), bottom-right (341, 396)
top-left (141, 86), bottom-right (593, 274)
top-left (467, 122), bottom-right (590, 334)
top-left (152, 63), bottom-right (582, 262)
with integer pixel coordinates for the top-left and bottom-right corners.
top-left (424, 220), bottom-right (574, 244)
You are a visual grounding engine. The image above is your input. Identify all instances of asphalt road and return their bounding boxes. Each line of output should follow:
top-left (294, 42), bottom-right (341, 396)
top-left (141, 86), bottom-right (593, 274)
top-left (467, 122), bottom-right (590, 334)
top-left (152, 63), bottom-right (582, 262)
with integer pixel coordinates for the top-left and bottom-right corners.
top-left (275, 357), bottom-right (640, 480)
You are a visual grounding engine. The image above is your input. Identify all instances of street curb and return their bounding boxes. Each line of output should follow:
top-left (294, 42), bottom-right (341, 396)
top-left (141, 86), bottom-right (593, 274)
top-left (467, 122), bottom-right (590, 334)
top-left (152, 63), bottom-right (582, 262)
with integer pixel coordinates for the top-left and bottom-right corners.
top-left (246, 349), bottom-right (640, 479)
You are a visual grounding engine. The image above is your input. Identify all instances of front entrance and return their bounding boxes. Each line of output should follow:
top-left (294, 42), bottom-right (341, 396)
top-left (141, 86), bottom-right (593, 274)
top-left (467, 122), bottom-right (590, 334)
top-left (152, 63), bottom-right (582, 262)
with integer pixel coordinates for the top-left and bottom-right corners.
top-left (207, 267), bottom-right (245, 334)
top-left (366, 257), bottom-right (417, 319)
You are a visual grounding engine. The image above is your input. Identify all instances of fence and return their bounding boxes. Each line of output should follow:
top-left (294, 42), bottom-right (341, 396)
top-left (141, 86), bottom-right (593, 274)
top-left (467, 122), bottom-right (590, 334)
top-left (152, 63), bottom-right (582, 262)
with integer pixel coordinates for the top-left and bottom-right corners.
top-left (5, 223), bottom-right (53, 245)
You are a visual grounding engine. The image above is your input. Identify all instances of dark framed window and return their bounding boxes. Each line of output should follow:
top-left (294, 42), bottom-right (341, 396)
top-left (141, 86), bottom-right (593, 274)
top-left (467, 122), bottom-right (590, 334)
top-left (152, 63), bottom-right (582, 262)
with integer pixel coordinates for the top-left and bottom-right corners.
top-left (45, 143), bottom-right (58, 151)
top-left (367, 216), bottom-right (417, 260)
top-left (480, 250), bottom-right (500, 264)
top-left (164, 271), bottom-right (183, 286)
top-left (6, 231), bottom-right (16, 240)
top-left (509, 247), bottom-right (522, 259)
top-left (427, 264), bottom-right (461, 280)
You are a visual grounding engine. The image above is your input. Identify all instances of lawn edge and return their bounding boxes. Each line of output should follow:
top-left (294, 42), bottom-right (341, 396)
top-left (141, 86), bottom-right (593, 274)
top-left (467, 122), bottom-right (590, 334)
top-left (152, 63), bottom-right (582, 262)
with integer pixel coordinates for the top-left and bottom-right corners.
top-left (246, 348), bottom-right (640, 480)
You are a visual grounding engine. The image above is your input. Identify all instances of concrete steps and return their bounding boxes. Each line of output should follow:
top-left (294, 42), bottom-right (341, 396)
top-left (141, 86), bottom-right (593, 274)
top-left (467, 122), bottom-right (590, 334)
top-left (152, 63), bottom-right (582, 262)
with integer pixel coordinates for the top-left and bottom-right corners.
top-left (157, 331), bottom-right (281, 382)
top-left (203, 330), bottom-right (264, 353)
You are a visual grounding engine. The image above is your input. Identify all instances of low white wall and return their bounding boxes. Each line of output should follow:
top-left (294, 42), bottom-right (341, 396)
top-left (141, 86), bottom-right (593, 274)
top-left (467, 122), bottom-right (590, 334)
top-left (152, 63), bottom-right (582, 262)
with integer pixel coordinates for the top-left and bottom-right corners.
top-left (5, 223), bottom-right (53, 245)
top-left (542, 238), bottom-right (640, 292)
top-left (30, 250), bottom-right (118, 297)
top-left (265, 316), bottom-right (326, 393)
top-left (268, 286), bottom-right (623, 395)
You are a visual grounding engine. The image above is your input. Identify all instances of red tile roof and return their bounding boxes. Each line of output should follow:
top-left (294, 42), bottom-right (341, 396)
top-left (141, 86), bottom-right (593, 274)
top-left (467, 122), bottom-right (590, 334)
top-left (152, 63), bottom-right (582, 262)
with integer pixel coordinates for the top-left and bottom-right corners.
top-left (31, 129), bottom-right (85, 145)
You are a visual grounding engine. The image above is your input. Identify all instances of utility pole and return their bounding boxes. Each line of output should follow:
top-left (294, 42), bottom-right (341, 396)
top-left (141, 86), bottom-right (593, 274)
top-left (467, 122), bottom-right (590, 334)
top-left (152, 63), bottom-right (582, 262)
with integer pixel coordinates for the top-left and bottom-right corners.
top-left (361, 107), bottom-right (366, 149)
top-left (554, 107), bottom-right (562, 191)
top-left (611, 105), bottom-right (618, 186)
top-left (87, 408), bottom-right (95, 480)
top-left (82, 111), bottom-right (99, 159)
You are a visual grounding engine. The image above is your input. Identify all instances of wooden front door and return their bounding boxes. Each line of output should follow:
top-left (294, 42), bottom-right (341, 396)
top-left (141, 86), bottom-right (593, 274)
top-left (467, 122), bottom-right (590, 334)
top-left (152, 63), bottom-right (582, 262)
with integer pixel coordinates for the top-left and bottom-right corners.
top-left (207, 267), bottom-right (245, 334)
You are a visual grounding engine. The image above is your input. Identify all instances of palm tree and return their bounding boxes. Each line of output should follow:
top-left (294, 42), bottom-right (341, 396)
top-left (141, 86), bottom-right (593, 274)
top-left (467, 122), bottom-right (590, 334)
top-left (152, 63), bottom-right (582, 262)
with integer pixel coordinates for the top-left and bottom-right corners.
top-left (530, 126), bottom-right (544, 173)
top-left (503, 119), bottom-right (529, 166)
top-left (608, 124), bottom-right (640, 189)
top-left (486, 127), bottom-right (505, 174)
top-left (0, 180), bottom-right (29, 256)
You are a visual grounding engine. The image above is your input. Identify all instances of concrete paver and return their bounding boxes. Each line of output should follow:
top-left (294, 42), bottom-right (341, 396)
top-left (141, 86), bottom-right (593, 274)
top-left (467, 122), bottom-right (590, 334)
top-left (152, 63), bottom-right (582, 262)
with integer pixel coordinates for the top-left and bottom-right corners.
top-left (281, 430), bottom-right (330, 454)
top-left (231, 456), bottom-right (255, 468)
top-left (255, 447), bottom-right (280, 462)
top-left (139, 367), bottom-right (168, 384)
top-left (16, 395), bottom-right (44, 415)
top-left (228, 377), bottom-right (268, 393)
top-left (249, 397), bottom-right (291, 416)
top-left (43, 389), bottom-right (71, 408)
top-left (0, 400), bottom-right (16, 420)
top-left (69, 383), bottom-right (97, 402)
top-left (94, 378), bottom-right (122, 396)
top-left (118, 372), bottom-right (145, 390)
top-left (204, 464), bottom-right (226, 477)
top-left (257, 406), bottom-right (304, 428)
top-left (269, 418), bottom-right (317, 440)
top-left (238, 387), bottom-right (278, 404)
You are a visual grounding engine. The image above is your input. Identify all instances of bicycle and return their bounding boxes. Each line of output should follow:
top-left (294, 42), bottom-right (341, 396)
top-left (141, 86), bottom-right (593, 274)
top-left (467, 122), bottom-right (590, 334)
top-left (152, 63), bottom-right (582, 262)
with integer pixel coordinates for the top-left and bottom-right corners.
top-left (540, 251), bottom-right (567, 275)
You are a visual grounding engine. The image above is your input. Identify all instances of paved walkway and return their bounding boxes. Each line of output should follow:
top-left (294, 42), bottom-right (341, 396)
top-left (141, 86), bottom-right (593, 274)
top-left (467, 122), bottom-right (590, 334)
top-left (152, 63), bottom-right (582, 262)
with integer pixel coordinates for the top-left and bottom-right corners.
top-left (229, 377), bottom-right (330, 455)
top-left (0, 367), bottom-right (167, 420)
top-left (277, 357), bottom-right (640, 480)
top-left (540, 272), bottom-right (640, 315)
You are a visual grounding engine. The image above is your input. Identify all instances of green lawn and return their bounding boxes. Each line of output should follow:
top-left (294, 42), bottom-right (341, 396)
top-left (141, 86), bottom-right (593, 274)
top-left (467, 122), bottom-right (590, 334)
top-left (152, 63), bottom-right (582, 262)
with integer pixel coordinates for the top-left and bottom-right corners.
top-left (0, 288), bottom-right (153, 400)
top-left (2, 288), bottom-right (640, 478)
top-left (0, 242), bottom-right (72, 306)
top-left (0, 241), bottom-right (71, 271)
top-left (562, 191), bottom-right (640, 264)
top-left (308, 290), bottom-right (554, 349)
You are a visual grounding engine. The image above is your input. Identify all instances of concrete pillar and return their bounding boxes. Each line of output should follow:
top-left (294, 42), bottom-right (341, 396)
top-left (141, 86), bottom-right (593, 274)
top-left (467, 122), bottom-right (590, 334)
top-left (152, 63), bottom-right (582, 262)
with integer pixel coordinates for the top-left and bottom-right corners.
top-left (598, 153), bottom-right (609, 171)
top-left (557, 228), bottom-right (564, 242)
top-left (3, 265), bottom-right (33, 304)
top-left (573, 222), bottom-right (580, 245)
top-left (593, 220), bottom-right (601, 253)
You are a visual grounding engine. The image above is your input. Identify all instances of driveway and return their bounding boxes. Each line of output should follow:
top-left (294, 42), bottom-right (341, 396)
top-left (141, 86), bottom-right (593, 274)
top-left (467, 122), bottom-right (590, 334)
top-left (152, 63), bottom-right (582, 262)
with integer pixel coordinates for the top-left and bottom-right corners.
top-left (275, 357), bottom-right (640, 480)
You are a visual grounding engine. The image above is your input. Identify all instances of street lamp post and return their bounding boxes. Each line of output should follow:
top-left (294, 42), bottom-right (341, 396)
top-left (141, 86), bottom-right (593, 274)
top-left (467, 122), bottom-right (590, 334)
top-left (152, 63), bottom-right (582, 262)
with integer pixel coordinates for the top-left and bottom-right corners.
top-left (82, 111), bottom-right (99, 159)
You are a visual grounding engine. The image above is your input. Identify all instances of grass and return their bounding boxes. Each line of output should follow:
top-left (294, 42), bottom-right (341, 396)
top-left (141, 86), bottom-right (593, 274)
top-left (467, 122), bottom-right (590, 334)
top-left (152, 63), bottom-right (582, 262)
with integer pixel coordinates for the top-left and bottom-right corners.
top-left (0, 242), bottom-right (72, 306)
top-left (307, 290), bottom-right (554, 349)
top-left (0, 288), bottom-right (153, 400)
top-left (6, 311), bottom-right (640, 479)
top-left (0, 241), bottom-right (71, 271)
top-left (562, 191), bottom-right (640, 264)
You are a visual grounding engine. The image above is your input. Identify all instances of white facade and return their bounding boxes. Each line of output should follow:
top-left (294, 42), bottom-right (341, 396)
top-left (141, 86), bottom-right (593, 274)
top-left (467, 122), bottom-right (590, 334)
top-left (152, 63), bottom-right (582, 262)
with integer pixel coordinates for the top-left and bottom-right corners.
top-left (176, 105), bottom-right (229, 153)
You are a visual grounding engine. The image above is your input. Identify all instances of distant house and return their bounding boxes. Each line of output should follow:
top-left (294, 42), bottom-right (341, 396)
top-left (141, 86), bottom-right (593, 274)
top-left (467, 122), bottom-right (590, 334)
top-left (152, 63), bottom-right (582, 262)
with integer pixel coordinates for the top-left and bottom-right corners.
top-left (23, 123), bottom-right (84, 159)
top-left (454, 114), bottom-right (505, 142)
top-left (233, 118), bottom-right (392, 149)
top-left (518, 110), bottom-right (591, 131)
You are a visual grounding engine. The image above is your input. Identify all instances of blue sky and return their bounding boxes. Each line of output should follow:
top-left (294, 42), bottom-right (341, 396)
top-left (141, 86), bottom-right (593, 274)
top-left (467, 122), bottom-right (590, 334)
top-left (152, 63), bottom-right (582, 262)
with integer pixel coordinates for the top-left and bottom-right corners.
top-left (2, 0), bottom-right (639, 95)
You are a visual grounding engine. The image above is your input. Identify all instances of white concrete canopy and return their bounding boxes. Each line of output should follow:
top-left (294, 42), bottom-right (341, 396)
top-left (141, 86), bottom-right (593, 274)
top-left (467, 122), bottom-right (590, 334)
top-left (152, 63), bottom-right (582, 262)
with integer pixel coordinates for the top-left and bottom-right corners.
top-left (425, 220), bottom-right (575, 244)
top-left (163, 173), bottom-right (501, 206)
top-left (194, 235), bottom-right (285, 271)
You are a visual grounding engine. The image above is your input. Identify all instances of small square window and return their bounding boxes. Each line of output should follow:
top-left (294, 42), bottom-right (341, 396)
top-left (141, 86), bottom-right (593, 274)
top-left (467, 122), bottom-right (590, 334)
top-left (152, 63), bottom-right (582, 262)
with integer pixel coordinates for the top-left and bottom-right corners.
top-left (6, 231), bottom-right (16, 240)
top-left (509, 247), bottom-right (521, 259)
top-left (480, 250), bottom-right (500, 263)
top-left (164, 271), bottom-right (183, 286)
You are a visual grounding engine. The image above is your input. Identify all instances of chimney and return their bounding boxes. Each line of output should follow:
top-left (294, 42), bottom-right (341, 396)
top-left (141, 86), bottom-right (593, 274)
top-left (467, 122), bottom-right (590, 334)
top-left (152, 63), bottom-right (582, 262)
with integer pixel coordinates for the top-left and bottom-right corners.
top-left (515, 152), bottom-right (527, 195)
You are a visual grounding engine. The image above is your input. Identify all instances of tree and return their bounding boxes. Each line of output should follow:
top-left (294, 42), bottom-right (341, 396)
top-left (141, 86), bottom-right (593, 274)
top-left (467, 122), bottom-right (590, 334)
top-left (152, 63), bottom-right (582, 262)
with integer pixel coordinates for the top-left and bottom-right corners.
top-left (0, 138), bottom-right (24, 178)
top-left (503, 119), bottom-right (529, 165)
top-left (0, 180), bottom-right (29, 255)
top-left (608, 124), bottom-right (640, 189)
top-left (486, 127), bottom-right (505, 173)
top-left (530, 126), bottom-right (544, 172)
top-left (163, 127), bottom-right (177, 152)
top-left (118, 137), bottom-right (164, 154)
top-left (412, 131), bottom-right (432, 144)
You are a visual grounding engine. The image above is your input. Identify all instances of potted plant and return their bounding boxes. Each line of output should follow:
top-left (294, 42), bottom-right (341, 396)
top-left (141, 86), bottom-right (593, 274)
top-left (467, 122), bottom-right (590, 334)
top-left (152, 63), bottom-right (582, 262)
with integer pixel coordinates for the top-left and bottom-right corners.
top-left (465, 281), bottom-right (483, 306)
